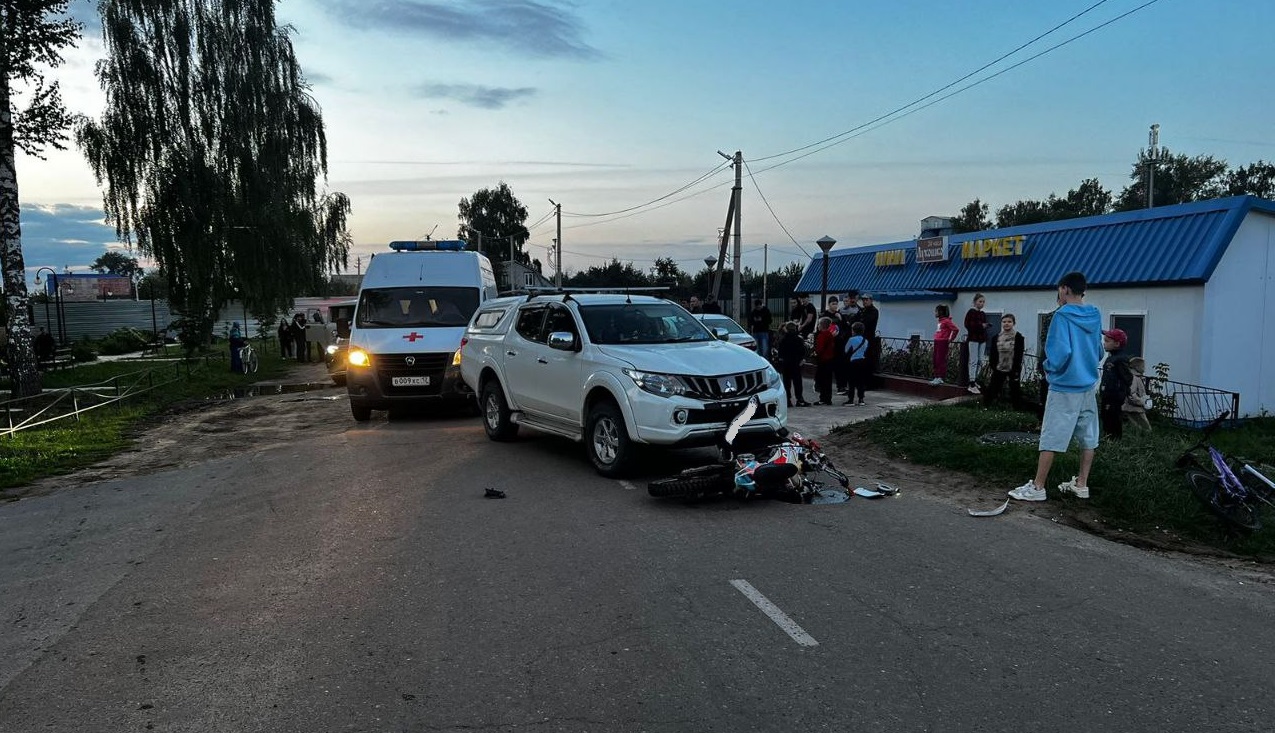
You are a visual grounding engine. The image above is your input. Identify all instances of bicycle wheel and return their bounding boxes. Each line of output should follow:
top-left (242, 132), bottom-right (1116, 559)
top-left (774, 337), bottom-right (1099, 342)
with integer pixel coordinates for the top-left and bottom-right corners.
top-left (647, 465), bottom-right (731, 498)
top-left (1185, 471), bottom-right (1261, 532)
top-left (247, 350), bottom-right (260, 374)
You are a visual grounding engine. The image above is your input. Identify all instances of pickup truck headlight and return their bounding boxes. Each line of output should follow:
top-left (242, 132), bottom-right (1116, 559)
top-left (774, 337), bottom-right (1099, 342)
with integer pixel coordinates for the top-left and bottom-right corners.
top-left (623, 369), bottom-right (686, 398)
top-left (765, 365), bottom-right (781, 388)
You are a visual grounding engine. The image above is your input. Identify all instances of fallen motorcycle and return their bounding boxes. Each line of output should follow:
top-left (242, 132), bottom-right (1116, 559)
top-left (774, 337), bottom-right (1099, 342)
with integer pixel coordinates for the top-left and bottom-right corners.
top-left (647, 397), bottom-right (854, 503)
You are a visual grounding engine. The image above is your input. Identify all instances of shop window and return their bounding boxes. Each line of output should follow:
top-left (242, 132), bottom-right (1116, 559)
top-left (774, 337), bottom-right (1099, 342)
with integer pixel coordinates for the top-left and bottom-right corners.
top-left (1111, 314), bottom-right (1145, 358)
top-left (983, 311), bottom-right (1003, 343)
top-left (1037, 312), bottom-right (1054, 355)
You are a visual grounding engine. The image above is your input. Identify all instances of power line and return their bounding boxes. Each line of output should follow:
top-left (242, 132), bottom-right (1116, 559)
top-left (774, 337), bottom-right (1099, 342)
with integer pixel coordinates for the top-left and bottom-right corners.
top-left (752, 0), bottom-right (1163, 175)
top-left (743, 159), bottom-right (811, 258)
top-left (750, 0), bottom-right (1114, 164)
top-left (562, 160), bottom-right (733, 218)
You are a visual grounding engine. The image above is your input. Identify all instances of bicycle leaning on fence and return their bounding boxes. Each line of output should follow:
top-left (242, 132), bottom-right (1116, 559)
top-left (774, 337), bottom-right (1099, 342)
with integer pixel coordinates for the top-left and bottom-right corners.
top-left (1174, 411), bottom-right (1275, 532)
top-left (238, 342), bottom-right (260, 374)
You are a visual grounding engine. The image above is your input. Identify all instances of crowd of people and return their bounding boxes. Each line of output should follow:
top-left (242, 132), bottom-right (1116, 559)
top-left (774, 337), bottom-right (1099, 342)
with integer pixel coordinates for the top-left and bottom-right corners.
top-left (682, 291), bottom-right (882, 410)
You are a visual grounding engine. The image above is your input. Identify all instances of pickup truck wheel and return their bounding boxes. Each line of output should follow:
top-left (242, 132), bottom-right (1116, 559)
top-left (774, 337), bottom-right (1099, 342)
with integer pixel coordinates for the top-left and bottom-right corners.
top-left (481, 381), bottom-right (519, 441)
top-left (587, 401), bottom-right (634, 477)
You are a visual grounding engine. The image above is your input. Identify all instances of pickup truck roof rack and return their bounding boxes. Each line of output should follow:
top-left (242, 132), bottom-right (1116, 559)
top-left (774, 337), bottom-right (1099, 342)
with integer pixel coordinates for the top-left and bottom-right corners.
top-left (502, 285), bottom-right (670, 304)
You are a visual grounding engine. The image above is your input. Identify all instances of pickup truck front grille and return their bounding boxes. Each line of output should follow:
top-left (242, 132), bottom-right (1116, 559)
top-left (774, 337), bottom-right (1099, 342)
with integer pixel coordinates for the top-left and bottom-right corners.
top-left (681, 370), bottom-right (768, 401)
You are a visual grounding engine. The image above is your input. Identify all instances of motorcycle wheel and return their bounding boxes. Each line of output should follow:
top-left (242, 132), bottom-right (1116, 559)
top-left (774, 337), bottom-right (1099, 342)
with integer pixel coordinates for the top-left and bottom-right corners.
top-left (647, 465), bottom-right (732, 498)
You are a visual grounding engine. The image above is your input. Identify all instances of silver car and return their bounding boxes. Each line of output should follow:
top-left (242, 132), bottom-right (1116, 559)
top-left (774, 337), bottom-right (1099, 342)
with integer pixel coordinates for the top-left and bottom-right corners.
top-left (694, 313), bottom-right (757, 352)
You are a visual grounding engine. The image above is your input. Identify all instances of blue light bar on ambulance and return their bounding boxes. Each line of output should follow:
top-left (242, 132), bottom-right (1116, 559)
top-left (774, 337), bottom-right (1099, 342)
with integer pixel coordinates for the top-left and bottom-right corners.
top-left (387, 239), bottom-right (468, 252)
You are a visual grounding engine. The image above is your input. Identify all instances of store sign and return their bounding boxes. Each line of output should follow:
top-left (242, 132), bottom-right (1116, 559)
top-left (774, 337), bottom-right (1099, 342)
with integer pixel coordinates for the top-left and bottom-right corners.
top-left (874, 249), bottom-right (907, 267)
top-left (916, 236), bottom-right (948, 264)
top-left (962, 234), bottom-right (1025, 259)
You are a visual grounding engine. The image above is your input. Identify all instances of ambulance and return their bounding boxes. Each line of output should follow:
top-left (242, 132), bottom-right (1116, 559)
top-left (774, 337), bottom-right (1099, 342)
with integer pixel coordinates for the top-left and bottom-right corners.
top-left (345, 240), bottom-right (498, 421)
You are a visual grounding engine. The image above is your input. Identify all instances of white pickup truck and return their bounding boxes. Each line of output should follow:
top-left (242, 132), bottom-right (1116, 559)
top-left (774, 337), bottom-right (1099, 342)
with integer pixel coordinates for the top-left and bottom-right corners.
top-left (458, 292), bottom-right (787, 476)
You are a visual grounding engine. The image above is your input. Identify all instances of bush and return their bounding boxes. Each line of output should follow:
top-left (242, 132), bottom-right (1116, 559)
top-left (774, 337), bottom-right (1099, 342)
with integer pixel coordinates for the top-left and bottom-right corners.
top-left (96, 327), bottom-right (151, 356)
top-left (69, 339), bottom-right (98, 363)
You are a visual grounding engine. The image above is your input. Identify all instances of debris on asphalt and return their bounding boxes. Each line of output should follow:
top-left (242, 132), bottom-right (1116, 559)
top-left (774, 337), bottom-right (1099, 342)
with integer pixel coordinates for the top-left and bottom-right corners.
top-left (967, 500), bottom-right (1010, 517)
top-left (874, 482), bottom-right (900, 496)
top-left (484, 488), bottom-right (506, 499)
top-left (853, 487), bottom-right (886, 499)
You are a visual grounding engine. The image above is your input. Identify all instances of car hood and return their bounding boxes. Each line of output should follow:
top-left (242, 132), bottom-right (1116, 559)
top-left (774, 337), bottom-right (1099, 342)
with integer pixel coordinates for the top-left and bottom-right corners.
top-left (595, 341), bottom-right (769, 376)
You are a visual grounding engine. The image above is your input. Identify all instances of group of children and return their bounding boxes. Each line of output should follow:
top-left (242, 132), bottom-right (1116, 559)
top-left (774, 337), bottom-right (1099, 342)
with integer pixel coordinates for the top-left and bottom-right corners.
top-left (772, 317), bottom-right (872, 408)
top-left (932, 294), bottom-right (1153, 437)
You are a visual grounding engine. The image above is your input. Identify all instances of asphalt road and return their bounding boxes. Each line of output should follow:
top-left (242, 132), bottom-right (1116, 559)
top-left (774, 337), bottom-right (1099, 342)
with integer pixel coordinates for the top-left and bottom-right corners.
top-left (1, 403), bottom-right (1273, 732)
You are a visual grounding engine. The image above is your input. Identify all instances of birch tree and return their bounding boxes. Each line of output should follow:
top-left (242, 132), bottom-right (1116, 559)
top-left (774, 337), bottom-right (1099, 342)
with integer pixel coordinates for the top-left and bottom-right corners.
top-left (0, 1), bottom-right (79, 397)
top-left (77, 0), bottom-right (350, 347)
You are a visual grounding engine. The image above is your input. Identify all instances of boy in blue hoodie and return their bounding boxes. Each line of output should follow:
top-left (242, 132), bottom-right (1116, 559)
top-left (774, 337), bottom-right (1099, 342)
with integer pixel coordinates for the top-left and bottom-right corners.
top-left (1009, 271), bottom-right (1103, 502)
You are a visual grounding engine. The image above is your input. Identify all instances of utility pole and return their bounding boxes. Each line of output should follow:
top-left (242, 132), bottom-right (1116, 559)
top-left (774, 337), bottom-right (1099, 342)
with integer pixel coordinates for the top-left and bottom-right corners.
top-left (762, 243), bottom-right (768, 302)
top-left (1147, 123), bottom-right (1160, 209)
top-left (549, 198), bottom-right (562, 288)
top-left (730, 151), bottom-right (743, 319)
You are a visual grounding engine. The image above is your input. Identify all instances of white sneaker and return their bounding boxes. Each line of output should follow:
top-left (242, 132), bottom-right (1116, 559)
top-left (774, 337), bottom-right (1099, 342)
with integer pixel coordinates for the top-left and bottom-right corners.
top-left (1057, 477), bottom-right (1090, 499)
top-left (1008, 480), bottom-right (1047, 502)
top-left (929, 377), bottom-right (943, 386)
top-left (967, 385), bottom-right (981, 394)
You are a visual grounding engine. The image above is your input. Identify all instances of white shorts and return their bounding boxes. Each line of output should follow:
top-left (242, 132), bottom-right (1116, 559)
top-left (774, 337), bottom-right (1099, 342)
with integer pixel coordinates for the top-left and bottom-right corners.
top-left (1039, 388), bottom-right (1099, 453)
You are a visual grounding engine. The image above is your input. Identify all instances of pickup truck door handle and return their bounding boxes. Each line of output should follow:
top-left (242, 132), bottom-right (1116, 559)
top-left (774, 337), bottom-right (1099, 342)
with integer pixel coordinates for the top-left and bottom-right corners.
top-left (537, 357), bottom-right (549, 364)
top-left (506, 350), bottom-right (517, 357)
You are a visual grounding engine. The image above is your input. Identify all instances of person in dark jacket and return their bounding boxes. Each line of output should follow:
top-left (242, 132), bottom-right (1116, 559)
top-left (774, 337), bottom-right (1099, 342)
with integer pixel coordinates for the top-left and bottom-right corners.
top-left (1099, 328), bottom-right (1134, 439)
top-left (776, 321), bottom-right (810, 407)
top-left (963, 293), bottom-right (989, 394)
top-left (290, 313), bottom-right (308, 362)
top-left (748, 300), bottom-right (773, 360)
top-left (857, 293), bottom-right (880, 382)
top-left (277, 318), bottom-right (293, 359)
top-left (701, 295), bottom-right (722, 314)
top-left (984, 314), bottom-right (1025, 407)
top-left (228, 322), bottom-right (246, 373)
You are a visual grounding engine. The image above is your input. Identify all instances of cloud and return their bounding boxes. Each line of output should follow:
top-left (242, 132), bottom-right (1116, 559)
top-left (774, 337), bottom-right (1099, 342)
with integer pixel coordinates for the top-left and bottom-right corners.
top-left (305, 70), bottom-right (335, 87)
top-left (413, 82), bottom-right (536, 109)
top-left (320, 0), bottom-right (601, 59)
top-left (18, 203), bottom-right (123, 284)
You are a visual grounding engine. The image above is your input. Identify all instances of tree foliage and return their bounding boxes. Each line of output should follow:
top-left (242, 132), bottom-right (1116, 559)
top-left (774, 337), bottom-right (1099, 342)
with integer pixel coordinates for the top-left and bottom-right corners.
top-left (76, 0), bottom-right (351, 348)
top-left (951, 199), bottom-right (992, 234)
top-left (954, 147), bottom-right (1273, 234)
top-left (457, 182), bottom-right (530, 266)
top-left (1, 1), bottom-right (80, 396)
top-left (563, 259), bottom-right (651, 288)
top-left (1113, 150), bottom-right (1229, 211)
top-left (89, 250), bottom-right (142, 278)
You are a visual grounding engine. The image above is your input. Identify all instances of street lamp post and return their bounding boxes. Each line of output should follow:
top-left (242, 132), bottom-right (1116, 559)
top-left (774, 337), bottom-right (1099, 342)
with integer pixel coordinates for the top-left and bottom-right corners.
top-left (817, 236), bottom-right (837, 315)
top-left (703, 255), bottom-right (717, 301)
top-left (32, 267), bottom-right (56, 343)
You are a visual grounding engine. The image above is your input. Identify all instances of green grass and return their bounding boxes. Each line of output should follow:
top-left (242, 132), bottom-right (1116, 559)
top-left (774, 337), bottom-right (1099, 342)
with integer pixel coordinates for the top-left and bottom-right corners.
top-left (855, 402), bottom-right (1275, 558)
top-left (1, 339), bottom-right (296, 492)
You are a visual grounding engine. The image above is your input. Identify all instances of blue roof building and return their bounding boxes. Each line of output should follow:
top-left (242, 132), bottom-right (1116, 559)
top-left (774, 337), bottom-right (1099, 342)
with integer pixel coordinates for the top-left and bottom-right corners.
top-left (793, 196), bottom-right (1275, 416)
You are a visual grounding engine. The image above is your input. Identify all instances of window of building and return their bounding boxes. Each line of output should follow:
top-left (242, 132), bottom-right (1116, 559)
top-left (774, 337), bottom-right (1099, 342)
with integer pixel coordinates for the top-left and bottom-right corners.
top-left (523, 272), bottom-right (537, 286)
top-left (1110, 314), bottom-right (1145, 358)
top-left (1037, 311), bottom-right (1054, 355)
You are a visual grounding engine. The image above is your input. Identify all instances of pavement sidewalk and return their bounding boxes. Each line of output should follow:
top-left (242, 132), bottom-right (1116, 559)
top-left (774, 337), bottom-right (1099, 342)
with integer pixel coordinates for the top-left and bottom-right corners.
top-left (783, 377), bottom-right (931, 439)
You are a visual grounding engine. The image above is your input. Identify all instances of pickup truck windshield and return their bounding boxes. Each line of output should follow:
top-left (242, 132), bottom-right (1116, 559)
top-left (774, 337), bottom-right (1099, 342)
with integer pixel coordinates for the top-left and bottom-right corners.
top-left (356, 287), bottom-right (478, 329)
top-left (579, 304), bottom-right (713, 345)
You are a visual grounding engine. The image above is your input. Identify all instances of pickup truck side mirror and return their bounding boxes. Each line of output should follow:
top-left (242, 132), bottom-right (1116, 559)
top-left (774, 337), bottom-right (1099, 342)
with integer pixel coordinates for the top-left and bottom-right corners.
top-left (712, 327), bottom-right (730, 341)
top-left (548, 331), bottom-right (578, 351)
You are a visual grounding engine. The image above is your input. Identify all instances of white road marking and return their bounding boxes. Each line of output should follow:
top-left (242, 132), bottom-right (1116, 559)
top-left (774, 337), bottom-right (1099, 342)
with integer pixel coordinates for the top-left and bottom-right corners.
top-left (730, 579), bottom-right (819, 647)
top-left (619, 481), bottom-right (638, 491)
